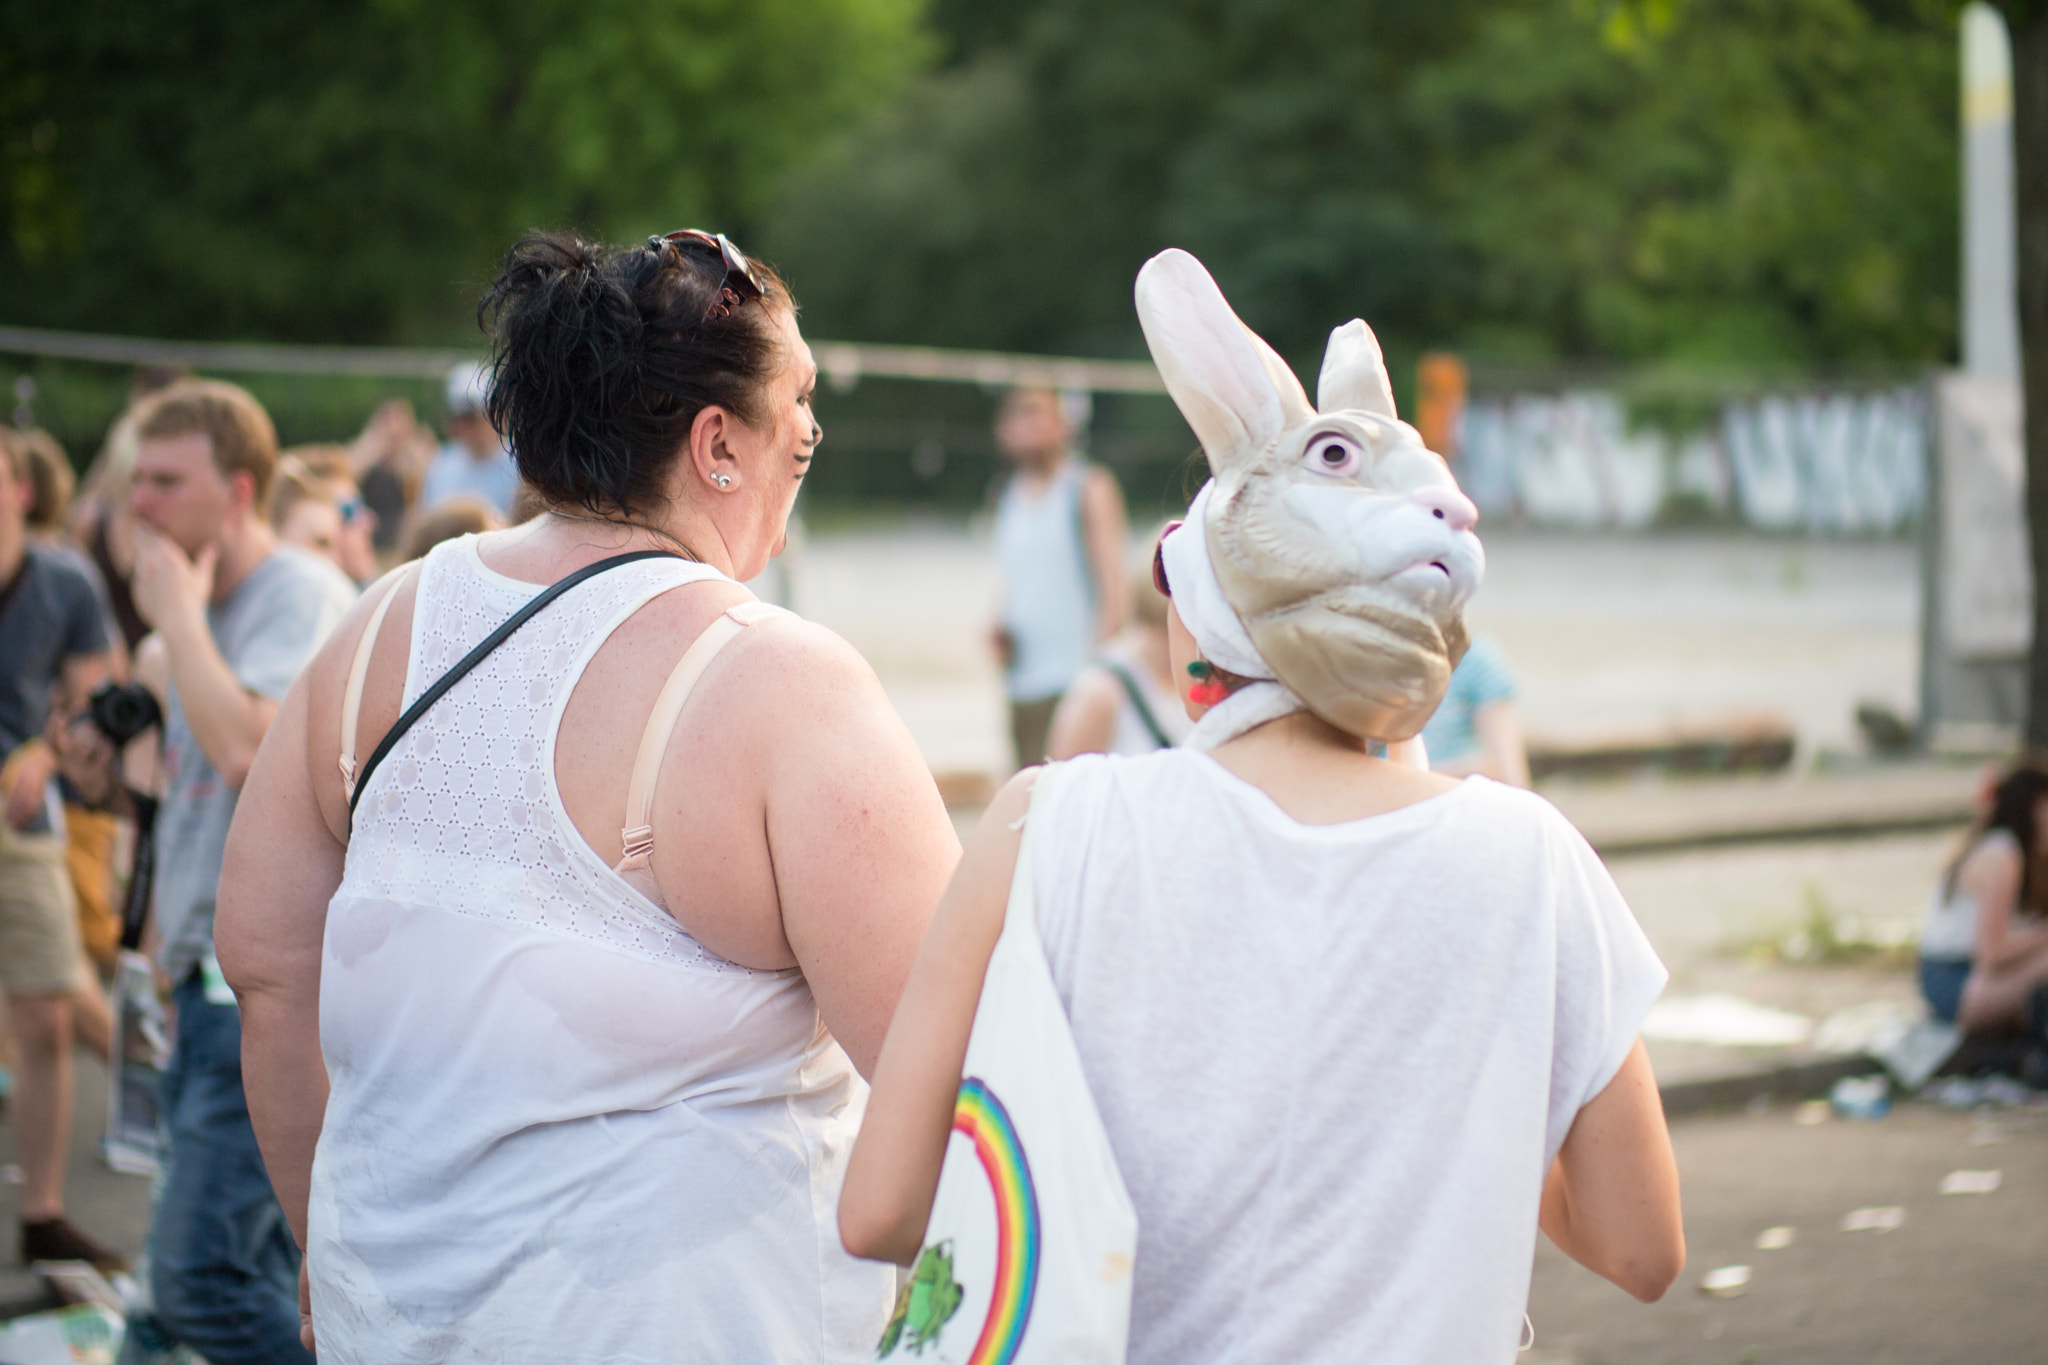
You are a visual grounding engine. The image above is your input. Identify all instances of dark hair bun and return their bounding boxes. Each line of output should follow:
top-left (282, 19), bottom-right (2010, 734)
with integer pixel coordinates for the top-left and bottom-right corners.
top-left (478, 231), bottom-right (789, 517)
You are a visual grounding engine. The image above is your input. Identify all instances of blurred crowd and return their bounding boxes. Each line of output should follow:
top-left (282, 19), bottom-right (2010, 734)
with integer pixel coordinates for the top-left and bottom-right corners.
top-left (0, 360), bottom-right (543, 1355)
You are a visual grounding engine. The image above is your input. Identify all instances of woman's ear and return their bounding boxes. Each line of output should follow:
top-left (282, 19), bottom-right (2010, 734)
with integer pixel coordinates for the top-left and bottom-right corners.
top-left (688, 404), bottom-right (739, 490)
top-left (1317, 319), bottom-right (1398, 420)
top-left (1136, 249), bottom-right (1311, 476)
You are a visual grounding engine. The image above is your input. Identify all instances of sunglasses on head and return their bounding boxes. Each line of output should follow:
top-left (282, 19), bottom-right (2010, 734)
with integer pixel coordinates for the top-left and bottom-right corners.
top-left (648, 229), bottom-right (766, 321)
top-left (1151, 519), bottom-right (1184, 598)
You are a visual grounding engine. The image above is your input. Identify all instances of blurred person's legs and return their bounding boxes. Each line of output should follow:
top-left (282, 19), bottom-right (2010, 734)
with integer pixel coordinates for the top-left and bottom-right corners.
top-left (1010, 695), bottom-right (1060, 769)
top-left (149, 973), bottom-right (313, 1365)
top-left (0, 817), bottom-right (121, 1266)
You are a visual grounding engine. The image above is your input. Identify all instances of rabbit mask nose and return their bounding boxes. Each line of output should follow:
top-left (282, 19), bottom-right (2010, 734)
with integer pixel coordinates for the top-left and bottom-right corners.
top-left (1413, 483), bottom-right (1479, 533)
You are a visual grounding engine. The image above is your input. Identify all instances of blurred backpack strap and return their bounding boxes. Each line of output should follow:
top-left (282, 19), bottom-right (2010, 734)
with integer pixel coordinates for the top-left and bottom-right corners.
top-left (339, 563), bottom-right (417, 800)
top-left (616, 601), bottom-right (790, 880)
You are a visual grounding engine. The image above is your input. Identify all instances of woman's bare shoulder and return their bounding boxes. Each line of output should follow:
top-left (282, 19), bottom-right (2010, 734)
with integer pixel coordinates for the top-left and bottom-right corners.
top-left (1958, 828), bottom-right (2023, 889)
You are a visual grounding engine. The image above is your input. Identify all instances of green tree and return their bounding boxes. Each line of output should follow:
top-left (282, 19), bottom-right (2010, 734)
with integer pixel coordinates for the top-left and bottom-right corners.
top-left (768, 0), bottom-right (1959, 370)
top-left (0, 0), bottom-right (928, 344)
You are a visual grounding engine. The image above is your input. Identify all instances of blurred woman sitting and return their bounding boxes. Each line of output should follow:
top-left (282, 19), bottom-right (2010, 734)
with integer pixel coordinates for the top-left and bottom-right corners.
top-left (1047, 536), bottom-right (1191, 757)
top-left (1919, 758), bottom-right (2048, 1039)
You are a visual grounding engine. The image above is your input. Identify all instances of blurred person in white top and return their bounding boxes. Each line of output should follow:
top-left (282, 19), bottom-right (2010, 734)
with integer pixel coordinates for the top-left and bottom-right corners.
top-left (418, 361), bottom-right (520, 518)
top-left (842, 251), bottom-right (1681, 1365)
top-left (218, 230), bottom-right (958, 1363)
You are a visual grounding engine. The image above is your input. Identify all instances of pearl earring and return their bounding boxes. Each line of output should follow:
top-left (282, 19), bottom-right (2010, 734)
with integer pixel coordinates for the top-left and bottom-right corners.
top-left (713, 474), bottom-right (733, 488)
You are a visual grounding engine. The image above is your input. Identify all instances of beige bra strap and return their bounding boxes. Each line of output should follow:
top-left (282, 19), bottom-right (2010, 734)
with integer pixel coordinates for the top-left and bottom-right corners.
top-left (618, 600), bottom-right (788, 861)
top-left (338, 564), bottom-right (417, 799)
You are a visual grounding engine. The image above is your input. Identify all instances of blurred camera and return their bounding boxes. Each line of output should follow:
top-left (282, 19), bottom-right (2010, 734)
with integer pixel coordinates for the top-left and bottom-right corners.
top-left (88, 682), bottom-right (163, 747)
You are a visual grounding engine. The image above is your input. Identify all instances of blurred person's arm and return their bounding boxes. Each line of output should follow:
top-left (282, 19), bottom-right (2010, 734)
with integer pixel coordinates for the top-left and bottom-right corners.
top-left (1080, 467), bottom-right (1129, 642)
top-left (842, 770), bottom-right (1035, 1263)
top-left (13, 584), bottom-right (116, 827)
top-left (4, 648), bottom-right (112, 829)
top-left (2, 741), bottom-right (55, 831)
top-left (217, 670), bottom-right (336, 1255)
top-left (130, 526), bottom-right (277, 791)
top-left (1473, 699), bottom-right (1530, 787)
top-left (344, 399), bottom-right (419, 478)
top-left (218, 566), bottom-right (408, 1354)
top-left (1538, 1039), bottom-right (1684, 1302)
top-left (1046, 667), bottom-right (1122, 759)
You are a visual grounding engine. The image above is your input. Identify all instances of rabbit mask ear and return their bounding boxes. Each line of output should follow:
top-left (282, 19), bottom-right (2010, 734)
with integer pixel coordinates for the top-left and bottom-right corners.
top-left (1317, 319), bottom-right (1399, 421)
top-left (1136, 249), bottom-right (1312, 473)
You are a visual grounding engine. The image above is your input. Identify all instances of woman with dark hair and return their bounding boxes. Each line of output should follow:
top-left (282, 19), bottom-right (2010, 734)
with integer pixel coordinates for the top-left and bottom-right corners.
top-left (1919, 758), bottom-right (2048, 1037)
top-left (216, 231), bottom-right (960, 1362)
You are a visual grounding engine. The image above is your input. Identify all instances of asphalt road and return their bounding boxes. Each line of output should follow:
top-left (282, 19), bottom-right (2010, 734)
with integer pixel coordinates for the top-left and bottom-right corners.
top-left (5, 1063), bottom-right (2046, 1365)
top-left (1526, 1101), bottom-right (2048, 1365)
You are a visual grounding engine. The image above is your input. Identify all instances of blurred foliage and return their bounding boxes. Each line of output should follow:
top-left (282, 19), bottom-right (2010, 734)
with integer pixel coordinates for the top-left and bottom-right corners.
top-left (767, 0), bottom-right (1961, 371)
top-left (0, 0), bottom-right (1966, 509)
top-left (0, 0), bottom-right (927, 344)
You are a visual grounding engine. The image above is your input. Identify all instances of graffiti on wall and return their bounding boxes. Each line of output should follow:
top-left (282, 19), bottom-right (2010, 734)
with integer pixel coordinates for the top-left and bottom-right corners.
top-left (1457, 389), bottom-right (1928, 534)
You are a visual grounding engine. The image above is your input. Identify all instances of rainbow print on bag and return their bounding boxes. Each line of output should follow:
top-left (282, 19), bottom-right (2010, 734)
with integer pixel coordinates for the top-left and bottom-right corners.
top-left (878, 1076), bottom-right (1041, 1362)
top-left (952, 1077), bottom-right (1040, 1364)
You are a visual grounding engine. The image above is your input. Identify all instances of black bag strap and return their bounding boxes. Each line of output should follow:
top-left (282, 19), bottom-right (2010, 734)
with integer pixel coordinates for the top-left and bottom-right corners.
top-left (347, 549), bottom-right (679, 824)
top-left (1102, 660), bottom-right (1174, 750)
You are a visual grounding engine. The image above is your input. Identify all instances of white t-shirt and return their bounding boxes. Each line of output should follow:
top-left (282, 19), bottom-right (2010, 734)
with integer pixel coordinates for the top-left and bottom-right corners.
top-left (1030, 751), bottom-right (1666, 1365)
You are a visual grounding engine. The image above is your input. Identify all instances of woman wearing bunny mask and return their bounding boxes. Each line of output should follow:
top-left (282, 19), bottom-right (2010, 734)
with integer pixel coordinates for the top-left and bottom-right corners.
top-left (841, 250), bottom-right (1683, 1364)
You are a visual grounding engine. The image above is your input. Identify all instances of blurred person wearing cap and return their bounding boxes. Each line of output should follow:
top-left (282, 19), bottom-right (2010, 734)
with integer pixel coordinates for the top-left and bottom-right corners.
top-left (419, 361), bottom-right (519, 518)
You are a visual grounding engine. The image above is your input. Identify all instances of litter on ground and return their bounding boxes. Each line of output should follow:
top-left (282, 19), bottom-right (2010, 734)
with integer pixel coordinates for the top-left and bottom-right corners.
top-left (1938, 1169), bottom-right (2002, 1195)
top-left (1842, 1206), bottom-right (1906, 1233)
top-left (1794, 1100), bottom-right (1832, 1126)
top-left (1700, 1265), bottom-right (1753, 1297)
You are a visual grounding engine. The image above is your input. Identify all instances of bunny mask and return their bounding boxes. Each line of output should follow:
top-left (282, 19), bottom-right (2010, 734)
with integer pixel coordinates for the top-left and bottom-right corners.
top-left (1137, 248), bottom-right (1484, 746)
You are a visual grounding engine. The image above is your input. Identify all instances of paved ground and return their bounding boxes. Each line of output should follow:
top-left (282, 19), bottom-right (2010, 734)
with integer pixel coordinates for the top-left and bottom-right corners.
top-left (0, 1049), bottom-right (150, 1315)
top-left (1527, 1100), bottom-right (2048, 1365)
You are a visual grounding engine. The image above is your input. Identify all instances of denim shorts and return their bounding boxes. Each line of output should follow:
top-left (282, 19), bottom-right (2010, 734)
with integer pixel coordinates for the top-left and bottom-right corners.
top-left (1919, 956), bottom-right (1971, 1025)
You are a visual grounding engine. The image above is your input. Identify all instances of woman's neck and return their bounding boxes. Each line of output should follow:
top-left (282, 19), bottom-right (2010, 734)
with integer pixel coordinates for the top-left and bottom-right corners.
top-left (540, 503), bottom-right (731, 576)
top-left (1208, 706), bottom-right (1458, 826)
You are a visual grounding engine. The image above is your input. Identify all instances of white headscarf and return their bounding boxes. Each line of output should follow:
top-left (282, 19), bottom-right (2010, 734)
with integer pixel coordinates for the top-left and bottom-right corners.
top-left (1159, 481), bottom-right (1308, 750)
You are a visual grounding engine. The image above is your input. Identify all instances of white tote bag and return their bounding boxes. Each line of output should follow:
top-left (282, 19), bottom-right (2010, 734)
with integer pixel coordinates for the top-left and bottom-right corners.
top-left (878, 765), bottom-right (1138, 1364)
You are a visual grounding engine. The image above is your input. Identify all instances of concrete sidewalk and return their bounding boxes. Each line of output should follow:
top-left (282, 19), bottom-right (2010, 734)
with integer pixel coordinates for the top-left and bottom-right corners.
top-left (1547, 762), bottom-right (1982, 859)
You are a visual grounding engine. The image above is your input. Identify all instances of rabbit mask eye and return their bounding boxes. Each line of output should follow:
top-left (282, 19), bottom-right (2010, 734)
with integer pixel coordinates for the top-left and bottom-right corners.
top-left (1304, 433), bottom-right (1364, 479)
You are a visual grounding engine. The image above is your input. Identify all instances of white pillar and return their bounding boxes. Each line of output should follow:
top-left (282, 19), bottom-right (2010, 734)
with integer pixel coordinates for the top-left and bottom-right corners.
top-left (1964, 3), bottom-right (2020, 379)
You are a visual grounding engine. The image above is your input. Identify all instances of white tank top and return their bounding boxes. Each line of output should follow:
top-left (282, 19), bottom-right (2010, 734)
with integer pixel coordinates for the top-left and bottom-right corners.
top-left (1919, 828), bottom-right (2012, 961)
top-left (996, 461), bottom-right (1096, 701)
top-left (309, 536), bottom-right (892, 1364)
